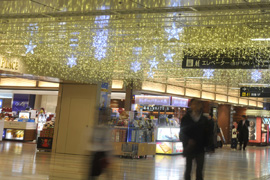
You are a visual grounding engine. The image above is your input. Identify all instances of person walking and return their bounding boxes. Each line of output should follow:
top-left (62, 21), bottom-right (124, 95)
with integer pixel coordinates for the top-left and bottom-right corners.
top-left (231, 124), bottom-right (238, 150)
top-left (237, 115), bottom-right (250, 151)
top-left (180, 99), bottom-right (212, 180)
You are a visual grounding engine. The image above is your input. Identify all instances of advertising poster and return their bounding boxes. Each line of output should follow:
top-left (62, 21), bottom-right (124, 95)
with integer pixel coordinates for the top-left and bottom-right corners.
top-left (173, 142), bottom-right (183, 154)
top-left (12, 94), bottom-right (29, 112)
top-left (156, 142), bottom-right (173, 154)
top-left (157, 128), bottom-right (180, 141)
top-left (37, 137), bottom-right (53, 149)
top-left (249, 118), bottom-right (257, 141)
top-left (100, 82), bottom-right (109, 109)
top-left (156, 142), bottom-right (183, 154)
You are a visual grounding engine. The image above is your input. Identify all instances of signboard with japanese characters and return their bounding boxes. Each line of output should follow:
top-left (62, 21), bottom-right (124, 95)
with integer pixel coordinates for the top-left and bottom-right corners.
top-left (182, 56), bottom-right (269, 69)
top-left (240, 87), bottom-right (270, 97)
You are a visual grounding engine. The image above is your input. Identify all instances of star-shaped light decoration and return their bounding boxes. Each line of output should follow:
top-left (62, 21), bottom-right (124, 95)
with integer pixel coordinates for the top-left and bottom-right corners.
top-left (24, 40), bottom-right (37, 54)
top-left (149, 57), bottom-right (159, 69)
top-left (67, 54), bottom-right (77, 68)
top-left (165, 22), bottom-right (183, 40)
top-left (203, 69), bottom-right (214, 79)
top-left (147, 70), bottom-right (155, 78)
top-left (251, 70), bottom-right (262, 82)
top-left (163, 50), bottom-right (175, 62)
top-left (131, 60), bottom-right (141, 73)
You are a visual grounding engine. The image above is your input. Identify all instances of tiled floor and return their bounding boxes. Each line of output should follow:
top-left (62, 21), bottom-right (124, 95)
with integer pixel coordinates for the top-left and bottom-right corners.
top-left (0, 142), bottom-right (269, 180)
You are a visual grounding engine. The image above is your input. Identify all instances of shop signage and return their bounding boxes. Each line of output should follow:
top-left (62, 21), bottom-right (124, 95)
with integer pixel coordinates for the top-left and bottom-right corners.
top-left (135, 95), bottom-right (170, 106)
top-left (240, 87), bottom-right (270, 97)
top-left (0, 55), bottom-right (20, 71)
top-left (100, 82), bottom-right (110, 109)
top-left (142, 106), bottom-right (173, 112)
top-left (171, 97), bottom-right (188, 107)
top-left (12, 94), bottom-right (29, 112)
top-left (182, 56), bottom-right (269, 69)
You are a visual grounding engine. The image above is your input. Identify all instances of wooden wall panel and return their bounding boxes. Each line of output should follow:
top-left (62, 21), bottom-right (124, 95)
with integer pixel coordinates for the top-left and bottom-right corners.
top-left (53, 84), bottom-right (98, 155)
top-left (218, 105), bottom-right (231, 144)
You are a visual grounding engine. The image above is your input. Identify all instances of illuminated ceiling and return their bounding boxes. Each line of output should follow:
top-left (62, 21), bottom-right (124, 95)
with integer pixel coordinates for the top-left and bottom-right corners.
top-left (0, 0), bottom-right (270, 89)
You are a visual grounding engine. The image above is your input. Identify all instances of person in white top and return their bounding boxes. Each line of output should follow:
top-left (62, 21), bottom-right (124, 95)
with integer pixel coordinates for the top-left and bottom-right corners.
top-left (231, 122), bottom-right (238, 150)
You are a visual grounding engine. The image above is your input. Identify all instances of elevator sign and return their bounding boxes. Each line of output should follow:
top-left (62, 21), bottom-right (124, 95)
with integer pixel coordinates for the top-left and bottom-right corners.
top-left (182, 56), bottom-right (269, 69)
top-left (240, 87), bottom-right (270, 97)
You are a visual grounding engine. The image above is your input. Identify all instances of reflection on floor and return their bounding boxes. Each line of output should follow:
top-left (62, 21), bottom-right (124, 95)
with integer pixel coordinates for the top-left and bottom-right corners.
top-left (0, 142), bottom-right (269, 180)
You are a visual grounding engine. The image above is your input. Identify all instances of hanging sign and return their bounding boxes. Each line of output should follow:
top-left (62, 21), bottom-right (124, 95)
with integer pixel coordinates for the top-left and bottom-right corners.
top-left (240, 87), bottom-right (270, 97)
top-left (182, 56), bottom-right (269, 69)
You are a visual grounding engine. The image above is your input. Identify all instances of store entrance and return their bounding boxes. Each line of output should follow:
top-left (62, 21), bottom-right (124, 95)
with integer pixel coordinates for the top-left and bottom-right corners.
top-left (0, 77), bottom-right (59, 151)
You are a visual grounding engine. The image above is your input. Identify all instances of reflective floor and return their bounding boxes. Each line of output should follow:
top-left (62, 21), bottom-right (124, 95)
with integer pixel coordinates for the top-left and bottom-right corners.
top-left (0, 142), bottom-right (269, 180)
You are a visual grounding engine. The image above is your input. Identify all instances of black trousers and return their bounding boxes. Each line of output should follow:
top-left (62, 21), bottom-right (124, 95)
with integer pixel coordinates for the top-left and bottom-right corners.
top-left (231, 138), bottom-right (238, 149)
top-left (184, 153), bottom-right (205, 180)
top-left (239, 140), bottom-right (248, 150)
top-left (88, 151), bottom-right (107, 179)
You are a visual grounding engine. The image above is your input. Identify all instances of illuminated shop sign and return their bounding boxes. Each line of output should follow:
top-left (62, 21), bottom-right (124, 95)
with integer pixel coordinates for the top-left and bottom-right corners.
top-left (171, 97), bottom-right (188, 107)
top-left (135, 95), bottom-right (170, 106)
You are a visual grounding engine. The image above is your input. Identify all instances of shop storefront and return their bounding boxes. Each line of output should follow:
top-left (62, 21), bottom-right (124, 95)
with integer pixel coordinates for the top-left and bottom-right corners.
top-left (109, 93), bottom-right (189, 156)
top-left (0, 78), bottom-right (59, 150)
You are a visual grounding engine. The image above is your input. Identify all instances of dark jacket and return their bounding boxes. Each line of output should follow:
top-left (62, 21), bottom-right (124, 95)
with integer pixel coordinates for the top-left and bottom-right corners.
top-left (180, 112), bottom-right (211, 155)
top-left (237, 120), bottom-right (250, 142)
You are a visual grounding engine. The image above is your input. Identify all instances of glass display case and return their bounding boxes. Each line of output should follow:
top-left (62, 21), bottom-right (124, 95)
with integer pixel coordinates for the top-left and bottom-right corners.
top-left (156, 114), bottom-right (183, 155)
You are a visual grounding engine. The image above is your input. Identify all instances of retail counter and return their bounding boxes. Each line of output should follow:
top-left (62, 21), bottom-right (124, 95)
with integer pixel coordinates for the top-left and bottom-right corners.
top-left (3, 121), bottom-right (37, 141)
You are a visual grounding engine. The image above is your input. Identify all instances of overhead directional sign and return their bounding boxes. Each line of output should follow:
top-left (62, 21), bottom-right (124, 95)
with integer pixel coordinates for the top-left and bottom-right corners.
top-left (240, 87), bottom-right (270, 97)
top-left (182, 56), bottom-right (269, 69)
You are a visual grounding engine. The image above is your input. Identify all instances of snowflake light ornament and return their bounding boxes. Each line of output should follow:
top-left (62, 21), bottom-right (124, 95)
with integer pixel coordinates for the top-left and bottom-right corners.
top-left (163, 50), bottom-right (175, 62)
top-left (251, 70), bottom-right (262, 82)
top-left (165, 22), bottom-right (183, 40)
top-left (131, 61), bottom-right (141, 73)
top-left (67, 54), bottom-right (77, 68)
top-left (147, 70), bottom-right (155, 78)
top-left (24, 40), bottom-right (37, 54)
top-left (203, 69), bottom-right (214, 79)
top-left (149, 57), bottom-right (159, 69)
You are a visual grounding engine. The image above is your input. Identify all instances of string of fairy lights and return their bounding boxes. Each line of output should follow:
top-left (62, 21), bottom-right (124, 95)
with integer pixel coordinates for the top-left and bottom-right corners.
top-left (0, 0), bottom-right (270, 87)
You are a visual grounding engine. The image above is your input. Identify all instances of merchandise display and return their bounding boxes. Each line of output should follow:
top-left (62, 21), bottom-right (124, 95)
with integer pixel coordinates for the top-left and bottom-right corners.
top-left (37, 120), bottom-right (55, 150)
top-left (5, 129), bottom-right (24, 140)
top-left (249, 117), bottom-right (270, 145)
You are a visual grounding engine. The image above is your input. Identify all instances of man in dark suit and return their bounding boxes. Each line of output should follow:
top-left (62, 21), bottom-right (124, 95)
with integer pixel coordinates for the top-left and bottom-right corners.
top-left (237, 115), bottom-right (250, 151)
top-left (180, 99), bottom-right (212, 180)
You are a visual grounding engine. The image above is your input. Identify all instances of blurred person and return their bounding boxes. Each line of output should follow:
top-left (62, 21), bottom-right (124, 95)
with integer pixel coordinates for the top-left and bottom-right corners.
top-left (231, 123), bottom-right (238, 150)
top-left (237, 115), bottom-right (250, 151)
top-left (180, 99), bottom-right (212, 180)
top-left (88, 124), bottom-right (113, 180)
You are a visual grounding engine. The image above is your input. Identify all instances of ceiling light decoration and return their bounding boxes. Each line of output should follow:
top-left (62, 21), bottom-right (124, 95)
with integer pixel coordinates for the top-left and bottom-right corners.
top-left (1, 2), bottom-right (270, 87)
top-left (149, 57), bottom-right (159, 69)
top-left (93, 7), bottom-right (110, 61)
top-left (251, 70), bottom-right (262, 82)
top-left (24, 41), bottom-right (37, 55)
top-left (165, 22), bottom-right (183, 40)
top-left (130, 61), bottom-right (141, 73)
top-left (67, 54), bottom-right (77, 68)
top-left (203, 69), bottom-right (215, 79)
top-left (163, 50), bottom-right (175, 62)
top-left (147, 70), bottom-right (155, 78)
